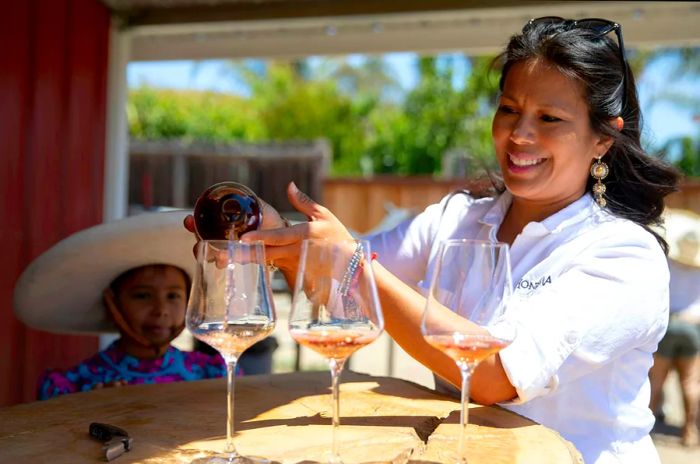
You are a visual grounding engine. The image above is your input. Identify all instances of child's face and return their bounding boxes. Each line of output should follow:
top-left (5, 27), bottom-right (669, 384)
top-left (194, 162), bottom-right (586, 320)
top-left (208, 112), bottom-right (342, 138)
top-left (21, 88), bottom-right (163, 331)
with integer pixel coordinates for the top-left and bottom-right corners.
top-left (115, 265), bottom-right (188, 347)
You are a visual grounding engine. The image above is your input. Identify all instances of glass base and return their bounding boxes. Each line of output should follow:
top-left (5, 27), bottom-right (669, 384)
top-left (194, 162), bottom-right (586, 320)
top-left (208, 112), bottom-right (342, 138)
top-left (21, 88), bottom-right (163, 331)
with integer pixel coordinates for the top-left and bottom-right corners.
top-left (191, 453), bottom-right (273, 464)
top-left (326, 453), bottom-right (343, 464)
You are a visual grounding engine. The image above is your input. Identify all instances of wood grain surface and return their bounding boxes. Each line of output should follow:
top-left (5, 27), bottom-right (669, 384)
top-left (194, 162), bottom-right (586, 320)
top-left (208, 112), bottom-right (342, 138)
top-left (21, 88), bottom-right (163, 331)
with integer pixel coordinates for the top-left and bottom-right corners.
top-left (0, 371), bottom-right (581, 463)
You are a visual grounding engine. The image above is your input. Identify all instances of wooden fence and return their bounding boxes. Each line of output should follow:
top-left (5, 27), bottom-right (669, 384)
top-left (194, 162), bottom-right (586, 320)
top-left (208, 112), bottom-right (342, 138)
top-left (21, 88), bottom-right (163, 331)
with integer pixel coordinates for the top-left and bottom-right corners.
top-left (323, 176), bottom-right (494, 233)
top-left (129, 139), bottom-right (330, 216)
top-left (325, 177), bottom-right (700, 233)
top-left (127, 141), bottom-right (700, 234)
top-left (666, 179), bottom-right (700, 213)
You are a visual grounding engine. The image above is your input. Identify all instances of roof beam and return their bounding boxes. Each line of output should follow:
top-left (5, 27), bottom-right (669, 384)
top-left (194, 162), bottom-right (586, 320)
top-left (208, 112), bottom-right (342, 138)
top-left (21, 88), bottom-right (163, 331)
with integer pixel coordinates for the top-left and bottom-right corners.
top-left (123, 1), bottom-right (700, 61)
top-left (117, 0), bottom-right (543, 27)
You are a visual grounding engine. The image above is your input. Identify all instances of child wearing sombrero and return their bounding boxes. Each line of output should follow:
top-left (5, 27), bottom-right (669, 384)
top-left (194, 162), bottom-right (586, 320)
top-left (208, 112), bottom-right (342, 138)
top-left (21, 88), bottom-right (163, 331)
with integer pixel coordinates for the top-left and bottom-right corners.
top-left (13, 211), bottom-right (227, 400)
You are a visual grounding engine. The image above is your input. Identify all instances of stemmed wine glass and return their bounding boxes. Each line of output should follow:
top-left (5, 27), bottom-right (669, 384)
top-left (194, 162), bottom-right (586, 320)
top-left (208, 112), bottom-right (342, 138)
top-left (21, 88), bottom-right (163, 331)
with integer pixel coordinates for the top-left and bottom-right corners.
top-left (421, 239), bottom-right (514, 463)
top-left (187, 240), bottom-right (276, 464)
top-left (288, 239), bottom-right (384, 463)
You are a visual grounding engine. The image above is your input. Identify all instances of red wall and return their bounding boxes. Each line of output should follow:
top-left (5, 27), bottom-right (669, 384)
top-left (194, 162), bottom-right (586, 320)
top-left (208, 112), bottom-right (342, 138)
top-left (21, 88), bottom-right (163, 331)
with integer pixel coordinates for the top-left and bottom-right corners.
top-left (0, 0), bottom-right (110, 405)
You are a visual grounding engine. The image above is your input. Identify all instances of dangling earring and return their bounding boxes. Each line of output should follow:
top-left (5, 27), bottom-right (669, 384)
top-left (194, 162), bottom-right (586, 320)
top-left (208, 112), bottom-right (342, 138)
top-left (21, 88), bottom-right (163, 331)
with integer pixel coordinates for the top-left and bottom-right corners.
top-left (590, 156), bottom-right (609, 208)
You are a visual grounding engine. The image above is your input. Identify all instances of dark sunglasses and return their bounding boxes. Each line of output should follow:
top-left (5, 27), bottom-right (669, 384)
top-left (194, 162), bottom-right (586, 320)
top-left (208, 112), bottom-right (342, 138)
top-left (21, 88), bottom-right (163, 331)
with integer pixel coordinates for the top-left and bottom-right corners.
top-left (524, 16), bottom-right (628, 110)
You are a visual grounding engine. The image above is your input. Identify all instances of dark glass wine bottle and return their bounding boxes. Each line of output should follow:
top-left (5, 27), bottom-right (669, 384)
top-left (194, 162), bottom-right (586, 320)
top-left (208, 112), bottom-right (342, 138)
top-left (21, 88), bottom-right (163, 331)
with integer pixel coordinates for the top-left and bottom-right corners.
top-left (193, 182), bottom-right (263, 241)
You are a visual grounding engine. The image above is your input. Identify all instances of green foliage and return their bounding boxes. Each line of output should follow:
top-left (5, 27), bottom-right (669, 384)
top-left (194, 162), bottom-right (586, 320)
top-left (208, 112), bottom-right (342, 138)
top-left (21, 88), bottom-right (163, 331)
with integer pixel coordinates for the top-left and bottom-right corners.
top-left (640, 48), bottom-right (700, 177)
top-left (249, 64), bottom-right (371, 175)
top-left (128, 87), bottom-right (188, 139)
top-left (675, 137), bottom-right (700, 177)
top-left (375, 55), bottom-right (499, 175)
top-left (128, 87), bottom-right (261, 142)
top-left (452, 56), bottom-right (501, 174)
top-left (127, 55), bottom-right (500, 176)
top-left (128, 48), bottom-right (700, 177)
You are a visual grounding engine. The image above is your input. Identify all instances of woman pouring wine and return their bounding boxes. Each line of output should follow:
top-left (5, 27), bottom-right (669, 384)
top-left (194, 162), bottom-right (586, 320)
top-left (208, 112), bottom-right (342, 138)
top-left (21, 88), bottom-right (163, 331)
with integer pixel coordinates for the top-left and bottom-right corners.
top-left (186, 17), bottom-right (680, 464)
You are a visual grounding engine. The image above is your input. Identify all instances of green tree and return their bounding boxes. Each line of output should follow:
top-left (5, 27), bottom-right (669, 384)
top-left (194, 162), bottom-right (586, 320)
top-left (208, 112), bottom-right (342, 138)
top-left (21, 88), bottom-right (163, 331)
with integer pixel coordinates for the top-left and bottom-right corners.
top-left (127, 54), bottom-right (504, 177)
top-left (319, 56), bottom-right (403, 102)
top-left (663, 136), bottom-right (700, 178)
top-left (127, 87), bottom-right (261, 142)
top-left (639, 48), bottom-right (700, 177)
top-left (246, 63), bottom-right (372, 175)
top-left (364, 55), bottom-right (498, 175)
top-left (128, 86), bottom-right (189, 140)
top-left (452, 56), bottom-right (501, 174)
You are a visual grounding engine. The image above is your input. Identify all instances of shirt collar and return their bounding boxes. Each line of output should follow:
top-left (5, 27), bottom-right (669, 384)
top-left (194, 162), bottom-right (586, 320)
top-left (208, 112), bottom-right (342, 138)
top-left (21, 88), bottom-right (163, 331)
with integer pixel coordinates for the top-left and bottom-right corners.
top-left (479, 191), bottom-right (598, 236)
top-left (543, 193), bottom-right (597, 234)
top-left (480, 191), bottom-right (513, 228)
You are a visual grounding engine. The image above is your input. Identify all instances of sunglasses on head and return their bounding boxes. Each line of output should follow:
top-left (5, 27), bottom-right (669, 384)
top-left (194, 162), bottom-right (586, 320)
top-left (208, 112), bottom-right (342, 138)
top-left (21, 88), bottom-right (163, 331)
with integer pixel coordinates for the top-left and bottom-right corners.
top-left (523, 16), bottom-right (628, 110)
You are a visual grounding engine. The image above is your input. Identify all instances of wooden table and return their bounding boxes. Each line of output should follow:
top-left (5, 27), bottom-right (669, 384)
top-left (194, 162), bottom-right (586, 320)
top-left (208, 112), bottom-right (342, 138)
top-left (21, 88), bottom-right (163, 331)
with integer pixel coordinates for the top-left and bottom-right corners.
top-left (0, 371), bottom-right (581, 463)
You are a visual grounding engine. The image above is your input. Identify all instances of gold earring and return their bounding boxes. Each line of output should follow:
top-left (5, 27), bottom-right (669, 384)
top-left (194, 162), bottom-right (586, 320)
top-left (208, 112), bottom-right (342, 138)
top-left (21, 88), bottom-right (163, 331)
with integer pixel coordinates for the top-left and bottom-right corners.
top-left (590, 157), bottom-right (609, 208)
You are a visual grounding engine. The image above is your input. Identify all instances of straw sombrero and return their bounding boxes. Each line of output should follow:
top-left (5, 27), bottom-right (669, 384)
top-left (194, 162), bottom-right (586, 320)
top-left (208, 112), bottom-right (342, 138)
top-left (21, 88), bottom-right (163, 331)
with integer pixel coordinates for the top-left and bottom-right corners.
top-left (13, 211), bottom-right (196, 335)
top-left (660, 208), bottom-right (700, 269)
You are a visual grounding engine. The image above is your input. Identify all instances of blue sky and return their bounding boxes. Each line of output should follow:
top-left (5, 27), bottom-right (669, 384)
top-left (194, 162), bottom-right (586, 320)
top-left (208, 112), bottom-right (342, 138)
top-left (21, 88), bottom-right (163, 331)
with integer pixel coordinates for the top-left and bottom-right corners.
top-left (127, 52), bottom-right (698, 152)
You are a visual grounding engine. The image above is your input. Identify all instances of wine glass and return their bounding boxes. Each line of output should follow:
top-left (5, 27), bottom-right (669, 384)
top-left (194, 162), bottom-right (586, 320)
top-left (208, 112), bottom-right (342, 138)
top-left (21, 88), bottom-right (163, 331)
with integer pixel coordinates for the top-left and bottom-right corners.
top-left (288, 239), bottom-right (384, 463)
top-left (421, 239), bottom-right (514, 463)
top-left (187, 240), bottom-right (276, 464)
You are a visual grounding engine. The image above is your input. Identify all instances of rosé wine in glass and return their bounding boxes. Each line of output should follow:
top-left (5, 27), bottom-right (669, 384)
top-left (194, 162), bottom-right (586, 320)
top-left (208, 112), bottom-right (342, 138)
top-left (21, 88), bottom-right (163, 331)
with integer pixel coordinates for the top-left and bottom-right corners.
top-left (186, 240), bottom-right (276, 464)
top-left (421, 239), bottom-right (514, 464)
top-left (289, 239), bottom-right (383, 463)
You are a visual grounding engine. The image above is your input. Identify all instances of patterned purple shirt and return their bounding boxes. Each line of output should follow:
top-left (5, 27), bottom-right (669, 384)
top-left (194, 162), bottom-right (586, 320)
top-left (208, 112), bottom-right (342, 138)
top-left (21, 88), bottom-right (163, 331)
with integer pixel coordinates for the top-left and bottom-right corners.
top-left (38, 341), bottom-right (228, 400)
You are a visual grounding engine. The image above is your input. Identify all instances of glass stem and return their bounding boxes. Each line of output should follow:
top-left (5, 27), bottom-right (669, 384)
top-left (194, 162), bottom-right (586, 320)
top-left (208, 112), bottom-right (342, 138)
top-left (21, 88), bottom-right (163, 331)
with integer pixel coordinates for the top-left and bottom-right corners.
top-left (329, 357), bottom-right (346, 463)
top-left (225, 360), bottom-right (238, 455)
top-left (458, 366), bottom-right (472, 464)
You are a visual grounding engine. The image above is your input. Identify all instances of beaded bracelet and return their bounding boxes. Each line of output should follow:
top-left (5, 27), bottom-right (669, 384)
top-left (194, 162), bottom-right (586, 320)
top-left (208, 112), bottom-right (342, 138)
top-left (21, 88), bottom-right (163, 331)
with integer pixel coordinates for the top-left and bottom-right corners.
top-left (338, 242), bottom-right (364, 297)
top-left (338, 245), bottom-right (377, 319)
top-left (338, 244), bottom-right (378, 298)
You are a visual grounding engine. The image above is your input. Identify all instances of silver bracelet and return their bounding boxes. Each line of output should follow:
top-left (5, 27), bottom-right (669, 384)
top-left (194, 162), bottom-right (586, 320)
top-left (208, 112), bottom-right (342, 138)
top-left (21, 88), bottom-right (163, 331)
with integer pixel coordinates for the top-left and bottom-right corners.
top-left (339, 242), bottom-right (363, 297)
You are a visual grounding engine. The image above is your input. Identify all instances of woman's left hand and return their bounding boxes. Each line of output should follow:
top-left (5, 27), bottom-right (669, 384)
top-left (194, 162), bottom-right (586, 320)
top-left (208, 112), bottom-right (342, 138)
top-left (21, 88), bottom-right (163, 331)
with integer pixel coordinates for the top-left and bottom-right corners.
top-left (241, 181), bottom-right (354, 282)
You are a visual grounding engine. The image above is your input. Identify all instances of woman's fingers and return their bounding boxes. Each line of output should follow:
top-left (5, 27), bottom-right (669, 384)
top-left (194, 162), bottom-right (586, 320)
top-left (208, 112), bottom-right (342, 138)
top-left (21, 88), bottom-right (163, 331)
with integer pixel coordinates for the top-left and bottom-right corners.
top-left (264, 244), bottom-right (303, 274)
top-left (243, 222), bottom-right (311, 246)
top-left (259, 198), bottom-right (287, 230)
top-left (288, 181), bottom-right (326, 220)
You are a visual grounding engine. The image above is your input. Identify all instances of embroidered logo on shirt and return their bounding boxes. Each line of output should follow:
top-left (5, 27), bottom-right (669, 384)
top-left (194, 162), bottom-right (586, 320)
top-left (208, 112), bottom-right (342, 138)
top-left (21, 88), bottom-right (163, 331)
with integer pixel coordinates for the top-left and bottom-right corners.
top-left (516, 275), bottom-right (552, 292)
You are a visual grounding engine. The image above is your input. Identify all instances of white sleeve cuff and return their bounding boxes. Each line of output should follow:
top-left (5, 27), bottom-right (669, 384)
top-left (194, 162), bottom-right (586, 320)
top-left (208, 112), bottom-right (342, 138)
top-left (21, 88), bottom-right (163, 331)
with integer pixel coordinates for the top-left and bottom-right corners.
top-left (488, 318), bottom-right (578, 403)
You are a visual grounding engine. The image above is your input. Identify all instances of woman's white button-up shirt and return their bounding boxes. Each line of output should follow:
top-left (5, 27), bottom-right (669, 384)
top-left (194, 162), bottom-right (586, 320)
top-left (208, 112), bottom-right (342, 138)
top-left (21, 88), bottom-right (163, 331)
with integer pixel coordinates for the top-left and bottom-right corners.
top-left (369, 191), bottom-right (669, 464)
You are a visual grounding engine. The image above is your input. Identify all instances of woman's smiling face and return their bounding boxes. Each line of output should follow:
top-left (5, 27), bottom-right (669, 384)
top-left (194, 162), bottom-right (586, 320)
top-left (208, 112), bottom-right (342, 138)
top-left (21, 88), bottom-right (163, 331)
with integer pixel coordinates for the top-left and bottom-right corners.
top-left (492, 59), bottom-right (612, 210)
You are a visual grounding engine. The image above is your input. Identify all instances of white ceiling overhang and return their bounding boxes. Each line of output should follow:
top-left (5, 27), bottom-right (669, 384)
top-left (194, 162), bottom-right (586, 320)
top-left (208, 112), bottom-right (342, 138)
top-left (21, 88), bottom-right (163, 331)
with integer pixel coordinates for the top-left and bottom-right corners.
top-left (101, 1), bottom-right (700, 61)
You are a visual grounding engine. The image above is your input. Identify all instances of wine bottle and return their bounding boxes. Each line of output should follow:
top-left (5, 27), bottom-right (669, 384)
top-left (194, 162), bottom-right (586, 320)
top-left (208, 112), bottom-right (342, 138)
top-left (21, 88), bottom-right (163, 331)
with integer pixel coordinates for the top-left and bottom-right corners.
top-left (193, 182), bottom-right (263, 240)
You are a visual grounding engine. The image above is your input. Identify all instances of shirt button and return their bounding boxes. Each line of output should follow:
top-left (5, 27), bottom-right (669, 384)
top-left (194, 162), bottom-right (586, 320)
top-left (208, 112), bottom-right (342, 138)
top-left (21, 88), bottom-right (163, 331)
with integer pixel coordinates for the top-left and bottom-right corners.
top-left (566, 333), bottom-right (579, 345)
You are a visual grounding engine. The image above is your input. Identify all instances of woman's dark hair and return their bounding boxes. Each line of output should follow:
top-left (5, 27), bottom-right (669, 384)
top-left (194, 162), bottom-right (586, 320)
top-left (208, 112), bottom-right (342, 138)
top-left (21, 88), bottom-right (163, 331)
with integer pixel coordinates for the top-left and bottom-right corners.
top-left (110, 264), bottom-right (191, 298)
top-left (495, 20), bottom-right (680, 253)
